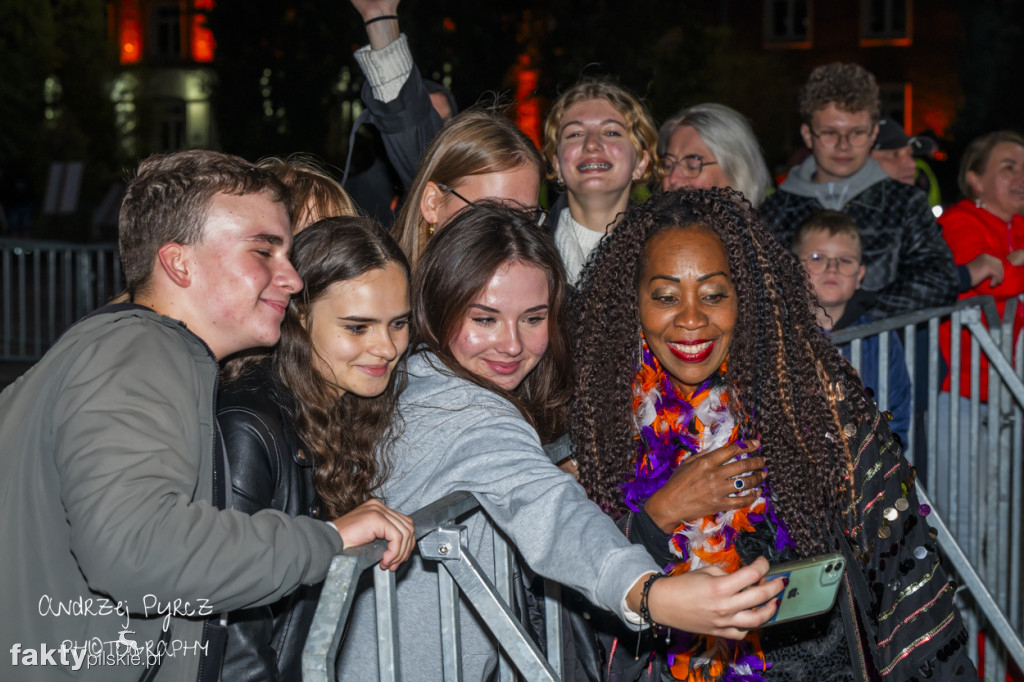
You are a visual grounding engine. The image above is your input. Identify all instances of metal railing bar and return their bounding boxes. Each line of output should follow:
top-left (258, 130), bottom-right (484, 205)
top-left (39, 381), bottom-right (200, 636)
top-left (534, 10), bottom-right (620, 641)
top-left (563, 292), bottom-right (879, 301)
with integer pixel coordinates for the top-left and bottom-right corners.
top-left (918, 486), bottom-right (1024, 670)
top-left (430, 536), bottom-right (559, 682)
top-left (492, 531), bottom-right (515, 682)
top-left (303, 491), bottom-right (480, 682)
top-left (373, 568), bottom-right (400, 682)
top-left (903, 322), bottom-right (916, 459)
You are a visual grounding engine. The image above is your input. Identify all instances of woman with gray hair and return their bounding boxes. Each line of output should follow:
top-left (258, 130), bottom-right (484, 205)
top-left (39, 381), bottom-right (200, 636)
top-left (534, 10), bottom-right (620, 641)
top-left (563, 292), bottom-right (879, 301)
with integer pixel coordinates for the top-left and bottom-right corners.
top-left (658, 103), bottom-right (771, 207)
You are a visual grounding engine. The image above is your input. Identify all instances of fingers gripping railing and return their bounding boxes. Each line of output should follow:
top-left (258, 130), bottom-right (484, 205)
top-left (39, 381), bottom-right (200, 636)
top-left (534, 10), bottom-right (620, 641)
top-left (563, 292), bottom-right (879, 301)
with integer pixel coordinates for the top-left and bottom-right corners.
top-left (302, 491), bottom-right (562, 682)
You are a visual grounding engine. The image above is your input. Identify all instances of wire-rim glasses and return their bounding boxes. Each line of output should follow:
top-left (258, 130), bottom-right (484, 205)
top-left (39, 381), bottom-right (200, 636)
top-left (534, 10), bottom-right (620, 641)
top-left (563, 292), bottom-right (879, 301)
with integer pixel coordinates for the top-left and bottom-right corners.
top-left (436, 183), bottom-right (548, 226)
top-left (802, 253), bottom-right (862, 276)
top-left (808, 128), bottom-right (873, 149)
top-left (659, 153), bottom-right (719, 179)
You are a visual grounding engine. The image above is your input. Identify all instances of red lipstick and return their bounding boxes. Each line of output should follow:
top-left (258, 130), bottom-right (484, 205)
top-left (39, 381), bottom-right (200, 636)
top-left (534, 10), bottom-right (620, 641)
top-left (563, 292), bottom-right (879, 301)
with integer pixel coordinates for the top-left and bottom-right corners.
top-left (668, 340), bottom-right (715, 363)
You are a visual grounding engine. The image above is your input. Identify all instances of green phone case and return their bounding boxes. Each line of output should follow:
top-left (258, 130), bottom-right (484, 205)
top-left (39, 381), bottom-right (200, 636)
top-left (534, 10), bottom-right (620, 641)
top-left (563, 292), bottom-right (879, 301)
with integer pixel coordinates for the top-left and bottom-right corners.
top-left (763, 552), bottom-right (845, 626)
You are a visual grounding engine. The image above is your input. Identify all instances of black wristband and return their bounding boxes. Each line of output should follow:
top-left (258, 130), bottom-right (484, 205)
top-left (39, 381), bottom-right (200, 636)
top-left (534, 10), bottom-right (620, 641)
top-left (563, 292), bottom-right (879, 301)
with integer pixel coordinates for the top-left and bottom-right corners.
top-left (364, 14), bottom-right (398, 26)
top-left (639, 572), bottom-right (670, 630)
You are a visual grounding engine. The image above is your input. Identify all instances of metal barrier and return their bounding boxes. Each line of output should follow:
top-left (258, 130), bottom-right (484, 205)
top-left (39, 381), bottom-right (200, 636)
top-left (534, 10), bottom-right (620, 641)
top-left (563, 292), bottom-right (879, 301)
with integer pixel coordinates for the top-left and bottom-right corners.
top-left (1, 239), bottom-right (121, 361)
top-left (303, 491), bottom-right (564, 682)
top-left (833, 296), bottom-right (1024, 680)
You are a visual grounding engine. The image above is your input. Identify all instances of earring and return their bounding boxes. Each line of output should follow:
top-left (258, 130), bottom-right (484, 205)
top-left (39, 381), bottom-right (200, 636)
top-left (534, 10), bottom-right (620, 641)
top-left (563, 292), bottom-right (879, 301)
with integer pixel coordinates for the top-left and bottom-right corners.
top-left (427, 223), bottom-right (436, 237)
top-left (556, 178), bottom-right (565, 191)
top-left (975, 198), bottom-right (986, 209)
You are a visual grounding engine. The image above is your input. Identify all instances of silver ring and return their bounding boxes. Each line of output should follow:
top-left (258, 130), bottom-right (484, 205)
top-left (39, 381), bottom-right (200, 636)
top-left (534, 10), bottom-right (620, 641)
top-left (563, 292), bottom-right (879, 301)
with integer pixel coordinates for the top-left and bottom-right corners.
top-left (734, 478), bottom-right (745, 491)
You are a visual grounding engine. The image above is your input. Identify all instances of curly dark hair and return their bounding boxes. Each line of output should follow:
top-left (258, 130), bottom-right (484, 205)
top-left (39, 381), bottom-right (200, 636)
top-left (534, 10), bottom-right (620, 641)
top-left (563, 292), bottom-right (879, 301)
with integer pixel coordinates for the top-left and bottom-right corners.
top-left (412, 202), bottom-right (572, 443)
top-left (569, 188), bottom-right (870, 556)
top-left (223, 216), bottom-right (408, 518)
top-left (798, 62), bottom-right (880, 124)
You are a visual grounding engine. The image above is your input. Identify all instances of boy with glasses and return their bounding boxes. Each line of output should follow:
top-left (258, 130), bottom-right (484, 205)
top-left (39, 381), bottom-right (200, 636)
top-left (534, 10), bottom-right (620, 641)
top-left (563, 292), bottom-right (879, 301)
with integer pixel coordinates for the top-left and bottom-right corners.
top-left (794, 209), bottom-right (911, 444)
top-left (763, 62), bottom-right (957, 319)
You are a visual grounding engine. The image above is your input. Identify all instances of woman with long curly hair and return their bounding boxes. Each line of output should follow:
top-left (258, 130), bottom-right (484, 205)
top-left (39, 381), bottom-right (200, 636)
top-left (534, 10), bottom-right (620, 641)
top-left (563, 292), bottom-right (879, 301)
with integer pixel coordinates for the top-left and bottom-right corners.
top-left (217, 216), bottom-right (415, 680)
top-left (569, 188), bottom-right (974, 681)
top-left (336, 202), bottom-right (786, 681)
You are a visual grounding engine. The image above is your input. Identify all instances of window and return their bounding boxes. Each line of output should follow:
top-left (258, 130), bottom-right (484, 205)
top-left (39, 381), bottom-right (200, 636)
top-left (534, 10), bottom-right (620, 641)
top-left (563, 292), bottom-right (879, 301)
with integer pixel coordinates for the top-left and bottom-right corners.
top-left (764, 0), bottom-right (812, 48)
top-left (155, 99), bottom-right (186, 151)
top-left (151, 2), bottom-right (183, 59)
top-left (861, 0), bottom-right (912, 46)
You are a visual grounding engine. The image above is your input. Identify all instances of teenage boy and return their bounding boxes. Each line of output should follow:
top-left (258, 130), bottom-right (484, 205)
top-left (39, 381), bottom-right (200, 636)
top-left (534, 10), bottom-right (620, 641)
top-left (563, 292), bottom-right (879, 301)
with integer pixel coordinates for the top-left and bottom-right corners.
top-left (0, 150), bottom-right (413, 681)
top-left (792, 210), bottom-right (912, 444)
top-left (763, 62), bottom-right (957, 319)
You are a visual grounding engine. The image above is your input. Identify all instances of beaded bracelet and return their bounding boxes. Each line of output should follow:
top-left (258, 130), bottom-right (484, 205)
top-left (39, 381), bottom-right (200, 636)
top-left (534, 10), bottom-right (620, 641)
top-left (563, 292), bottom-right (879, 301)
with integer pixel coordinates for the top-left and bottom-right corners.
top-left (364, 14), bottom-right (398, 26)
top-left (639, 572), bottom-right (670, 630)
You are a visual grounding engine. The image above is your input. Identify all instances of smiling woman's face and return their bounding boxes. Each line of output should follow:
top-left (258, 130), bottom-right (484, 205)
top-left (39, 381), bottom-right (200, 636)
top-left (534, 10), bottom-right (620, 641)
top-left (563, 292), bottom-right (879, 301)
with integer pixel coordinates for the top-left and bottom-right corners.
top-left (448, 260), bottom-right (551, 391)
top-left (638, 226), bottom-right (737, 395)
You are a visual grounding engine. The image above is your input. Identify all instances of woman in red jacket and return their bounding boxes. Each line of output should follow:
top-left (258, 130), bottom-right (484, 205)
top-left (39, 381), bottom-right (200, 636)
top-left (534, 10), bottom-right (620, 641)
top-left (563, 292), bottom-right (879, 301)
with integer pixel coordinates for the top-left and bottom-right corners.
top-left (939, 130), bottom-right (1024, 402)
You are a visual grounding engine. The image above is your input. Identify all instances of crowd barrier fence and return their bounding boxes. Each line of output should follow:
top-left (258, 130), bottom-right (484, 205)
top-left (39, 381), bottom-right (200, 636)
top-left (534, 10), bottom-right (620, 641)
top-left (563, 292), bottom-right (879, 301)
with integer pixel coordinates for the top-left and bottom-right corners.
top-left (303, 491), bottom-right (564, 682)
top-left (0, 239), bottom-right (121, 361)
top-left (833, 295), bottom-right (1023, 681)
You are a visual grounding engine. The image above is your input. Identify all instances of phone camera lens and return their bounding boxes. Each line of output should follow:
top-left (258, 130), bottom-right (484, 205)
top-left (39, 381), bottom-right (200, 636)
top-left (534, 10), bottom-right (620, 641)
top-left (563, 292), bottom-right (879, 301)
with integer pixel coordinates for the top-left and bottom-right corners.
top-left (835, 561), bottom-right (843, 571)
top-left (825, 563), bottom-right (833, 572)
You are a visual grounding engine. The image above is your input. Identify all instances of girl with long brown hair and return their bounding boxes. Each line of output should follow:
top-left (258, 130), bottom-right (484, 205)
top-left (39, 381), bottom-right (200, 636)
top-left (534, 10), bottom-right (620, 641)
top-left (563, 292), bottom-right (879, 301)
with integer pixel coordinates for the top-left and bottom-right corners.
top-left (217, 216), bottom-right (415, 680)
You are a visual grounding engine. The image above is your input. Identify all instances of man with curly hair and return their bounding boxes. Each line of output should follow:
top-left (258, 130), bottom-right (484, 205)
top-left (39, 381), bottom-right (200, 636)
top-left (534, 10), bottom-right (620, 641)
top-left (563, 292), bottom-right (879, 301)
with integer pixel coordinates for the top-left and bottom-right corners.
top-left (762, 62), bottom-right (957, 319)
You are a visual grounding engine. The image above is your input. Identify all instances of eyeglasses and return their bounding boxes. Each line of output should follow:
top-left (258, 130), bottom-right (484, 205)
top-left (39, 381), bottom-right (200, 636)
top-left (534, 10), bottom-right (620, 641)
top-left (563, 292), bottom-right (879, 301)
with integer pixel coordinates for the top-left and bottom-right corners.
top-left (808, 128), bottom-right (873, 149)
top-left (659, 154), bottom-right (719, 179)
top-left (801, 253), bottom-right (861, 276)
top-left (436, 183), bottom-right (549, 226)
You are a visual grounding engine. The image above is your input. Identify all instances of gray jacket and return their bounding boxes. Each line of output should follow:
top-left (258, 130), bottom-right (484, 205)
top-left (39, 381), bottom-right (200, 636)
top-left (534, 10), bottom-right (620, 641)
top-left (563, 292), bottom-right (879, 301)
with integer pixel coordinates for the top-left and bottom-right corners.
top-left (336, 351), bottom-right (657, 681)
top-left (0, 305), bottom-right (342, 681)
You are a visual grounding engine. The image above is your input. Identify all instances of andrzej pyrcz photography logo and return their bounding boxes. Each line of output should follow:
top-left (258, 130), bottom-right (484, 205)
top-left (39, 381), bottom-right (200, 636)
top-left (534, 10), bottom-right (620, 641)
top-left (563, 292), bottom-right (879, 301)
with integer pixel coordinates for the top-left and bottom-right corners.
top-left (9, 594), bottom-right (214, 671)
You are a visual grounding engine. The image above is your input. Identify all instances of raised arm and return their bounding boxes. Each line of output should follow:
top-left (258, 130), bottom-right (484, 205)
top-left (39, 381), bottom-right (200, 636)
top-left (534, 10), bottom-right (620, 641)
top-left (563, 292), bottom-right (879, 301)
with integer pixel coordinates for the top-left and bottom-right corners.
top-left (348, 0), bottom-right (444, 189)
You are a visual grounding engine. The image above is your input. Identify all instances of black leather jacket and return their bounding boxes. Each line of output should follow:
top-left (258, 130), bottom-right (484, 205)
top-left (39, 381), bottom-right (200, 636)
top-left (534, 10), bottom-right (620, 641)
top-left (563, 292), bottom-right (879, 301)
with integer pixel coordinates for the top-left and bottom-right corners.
top-left (217, 365), bottom-right (323, 682)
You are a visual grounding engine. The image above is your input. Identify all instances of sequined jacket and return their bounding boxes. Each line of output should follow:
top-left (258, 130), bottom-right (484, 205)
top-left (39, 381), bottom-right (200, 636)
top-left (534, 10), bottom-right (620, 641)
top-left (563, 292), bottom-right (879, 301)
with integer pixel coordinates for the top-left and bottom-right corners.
top-left (817, 400), bottom-right (974, 681)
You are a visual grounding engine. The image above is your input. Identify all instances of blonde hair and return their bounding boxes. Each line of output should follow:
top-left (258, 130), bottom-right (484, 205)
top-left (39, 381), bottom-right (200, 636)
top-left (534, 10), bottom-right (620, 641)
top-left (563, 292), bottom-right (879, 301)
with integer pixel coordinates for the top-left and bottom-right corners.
top-left (542, 77), bottom-right (659, 186)
top-left (392, 108), bottom-right (544, 267)
top-left (258, 155), bottom-right (359, 231)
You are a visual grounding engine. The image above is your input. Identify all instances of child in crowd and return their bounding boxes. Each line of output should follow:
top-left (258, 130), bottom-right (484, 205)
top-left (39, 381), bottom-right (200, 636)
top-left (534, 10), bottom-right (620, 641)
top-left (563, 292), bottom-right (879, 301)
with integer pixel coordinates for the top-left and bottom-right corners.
top-left (793, 209), bottom-right (912, 444)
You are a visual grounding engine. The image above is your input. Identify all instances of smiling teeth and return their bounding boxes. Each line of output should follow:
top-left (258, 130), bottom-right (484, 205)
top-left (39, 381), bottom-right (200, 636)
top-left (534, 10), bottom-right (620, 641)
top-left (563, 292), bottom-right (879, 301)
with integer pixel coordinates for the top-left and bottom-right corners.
top-left (670, 341), bottom-right (712, 353)
top-left (578, 163), bottom-right (611, 171)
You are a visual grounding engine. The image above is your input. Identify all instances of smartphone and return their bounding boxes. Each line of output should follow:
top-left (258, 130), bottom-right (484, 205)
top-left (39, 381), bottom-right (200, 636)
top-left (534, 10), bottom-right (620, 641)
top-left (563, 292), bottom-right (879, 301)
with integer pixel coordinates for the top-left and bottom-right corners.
top-left (762, 553), bottom-right (845, 626)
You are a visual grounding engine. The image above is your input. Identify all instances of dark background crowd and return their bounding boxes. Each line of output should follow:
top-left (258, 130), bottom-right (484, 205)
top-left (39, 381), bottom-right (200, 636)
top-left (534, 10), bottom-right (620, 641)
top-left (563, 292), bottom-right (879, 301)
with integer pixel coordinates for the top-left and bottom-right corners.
top-left (2, 0), bottom-right (1024, 242)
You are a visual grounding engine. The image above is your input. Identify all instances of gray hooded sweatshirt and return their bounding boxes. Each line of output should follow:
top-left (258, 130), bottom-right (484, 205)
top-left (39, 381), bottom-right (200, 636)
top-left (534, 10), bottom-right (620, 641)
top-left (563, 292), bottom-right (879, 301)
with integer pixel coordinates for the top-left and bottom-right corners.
top-left (336, 351), bottom-right (657, 681)
top-left (779, 155), bottom-right (890, 210)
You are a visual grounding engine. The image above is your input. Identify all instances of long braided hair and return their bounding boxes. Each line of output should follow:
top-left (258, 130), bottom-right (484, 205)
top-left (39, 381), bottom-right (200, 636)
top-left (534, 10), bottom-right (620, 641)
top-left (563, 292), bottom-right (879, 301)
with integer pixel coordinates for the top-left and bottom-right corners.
top-left (569, 188), bottom-right (869, 556)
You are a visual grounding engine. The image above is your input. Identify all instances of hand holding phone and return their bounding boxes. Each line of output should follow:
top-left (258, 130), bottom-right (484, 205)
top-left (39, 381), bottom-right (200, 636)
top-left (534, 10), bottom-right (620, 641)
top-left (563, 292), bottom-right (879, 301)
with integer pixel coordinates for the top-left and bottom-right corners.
top-left (762, 553), bottom-right (845, 626)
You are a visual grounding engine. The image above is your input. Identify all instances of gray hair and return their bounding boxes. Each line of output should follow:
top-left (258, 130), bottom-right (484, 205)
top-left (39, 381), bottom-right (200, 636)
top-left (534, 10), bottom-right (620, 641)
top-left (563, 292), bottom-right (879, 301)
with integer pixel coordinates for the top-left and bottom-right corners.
top-left (657, 103), bottom-right (771, 207)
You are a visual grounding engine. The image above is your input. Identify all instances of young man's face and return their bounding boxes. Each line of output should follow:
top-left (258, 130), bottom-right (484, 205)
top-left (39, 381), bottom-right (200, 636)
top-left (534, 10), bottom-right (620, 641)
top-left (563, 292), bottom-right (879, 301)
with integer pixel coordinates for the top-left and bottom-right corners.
top-left (795, 229), bottom-right (866, 312)
top-left (187, 191), bottom-right (302, 358)
top-left (800, 103), bottom-right (878, 184)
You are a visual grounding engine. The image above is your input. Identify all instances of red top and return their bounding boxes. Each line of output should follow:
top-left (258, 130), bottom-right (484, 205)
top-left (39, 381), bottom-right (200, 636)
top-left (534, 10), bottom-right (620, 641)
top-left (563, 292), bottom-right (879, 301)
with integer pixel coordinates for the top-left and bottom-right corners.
top-left (939, 199), bottom-right (1024, 400)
